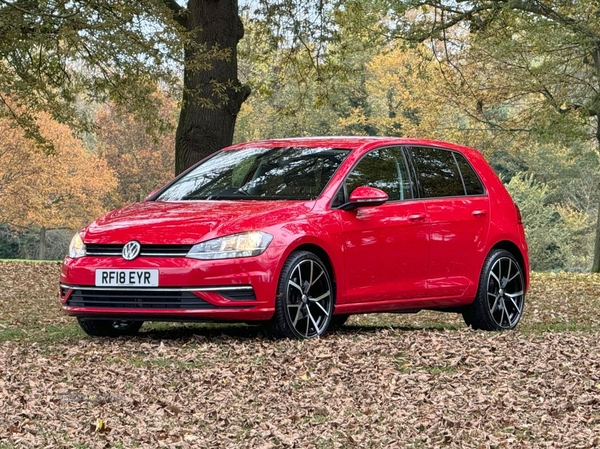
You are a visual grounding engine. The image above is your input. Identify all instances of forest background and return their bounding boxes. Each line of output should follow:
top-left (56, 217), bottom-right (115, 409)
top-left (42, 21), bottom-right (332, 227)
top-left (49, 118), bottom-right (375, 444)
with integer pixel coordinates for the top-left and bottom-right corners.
top-left (0, 0), bottom-right (598, 273)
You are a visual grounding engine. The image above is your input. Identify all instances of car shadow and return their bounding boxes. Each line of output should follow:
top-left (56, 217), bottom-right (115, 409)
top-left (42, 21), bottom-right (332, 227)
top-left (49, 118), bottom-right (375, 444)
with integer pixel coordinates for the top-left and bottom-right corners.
top-left (136, 321), bottom-right (463, 342)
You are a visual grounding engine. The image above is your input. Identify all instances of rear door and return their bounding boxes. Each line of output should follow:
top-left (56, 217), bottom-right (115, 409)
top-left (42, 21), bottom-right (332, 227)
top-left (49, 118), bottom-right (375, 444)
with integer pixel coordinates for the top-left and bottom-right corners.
top-left (407, 146), bottom-right (490, 298)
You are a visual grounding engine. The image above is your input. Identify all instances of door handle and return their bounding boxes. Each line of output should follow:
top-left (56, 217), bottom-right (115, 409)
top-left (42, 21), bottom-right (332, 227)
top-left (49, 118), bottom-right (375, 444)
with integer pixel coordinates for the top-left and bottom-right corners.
top-left (408, 214), bottom-right (426, 222)
top-left (472, 210), bottom-right (487, 217)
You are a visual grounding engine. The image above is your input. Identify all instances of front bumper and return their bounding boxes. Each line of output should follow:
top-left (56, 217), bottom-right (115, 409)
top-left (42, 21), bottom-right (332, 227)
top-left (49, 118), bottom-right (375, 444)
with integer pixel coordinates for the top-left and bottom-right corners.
top-left (59, 253), bottom-right (281, 321)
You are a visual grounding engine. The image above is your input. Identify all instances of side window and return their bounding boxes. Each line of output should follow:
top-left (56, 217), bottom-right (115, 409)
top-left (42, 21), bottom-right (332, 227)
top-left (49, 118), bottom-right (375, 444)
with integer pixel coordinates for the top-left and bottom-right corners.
top-left (409, 147), bottom-right (465, 198)
top-left (454, 152), bottom-right (485, 195)
top-left (344, 147), bottom-right (412, 202)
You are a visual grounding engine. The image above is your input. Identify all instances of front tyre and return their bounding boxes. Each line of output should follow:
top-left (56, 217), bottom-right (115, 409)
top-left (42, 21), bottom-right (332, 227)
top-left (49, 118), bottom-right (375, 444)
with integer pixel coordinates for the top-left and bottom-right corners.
top-left (269, 251), bottom-right (334, 339)
top-left (463, 249), bottom-right (525, 331)
top-left (77, 318), bottom-right (143, 337)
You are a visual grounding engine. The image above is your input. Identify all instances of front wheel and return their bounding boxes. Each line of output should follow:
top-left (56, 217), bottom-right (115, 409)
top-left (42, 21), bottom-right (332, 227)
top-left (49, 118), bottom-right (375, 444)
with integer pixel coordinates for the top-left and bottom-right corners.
top-left (77, 318), bottom-right (143, 337)
top-left (463, 249), bottom-right (525, 331)
top-left (269, 251), bottom-right (334, 339)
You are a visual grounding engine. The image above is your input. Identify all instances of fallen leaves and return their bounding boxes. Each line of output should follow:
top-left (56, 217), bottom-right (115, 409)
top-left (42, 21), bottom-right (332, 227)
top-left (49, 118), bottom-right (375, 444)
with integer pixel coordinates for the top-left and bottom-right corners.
top-left (3, 331), bottom-right (600, 448)
top-left (92, 417), bottom-right (109, 433)
top-left (1, 262), bottom-right (600, 447)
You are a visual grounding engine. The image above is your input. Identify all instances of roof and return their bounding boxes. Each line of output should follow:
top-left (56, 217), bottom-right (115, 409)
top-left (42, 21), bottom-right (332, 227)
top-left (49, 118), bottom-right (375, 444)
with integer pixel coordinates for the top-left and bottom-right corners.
top-left (225, 136), bottom-right (479, 154)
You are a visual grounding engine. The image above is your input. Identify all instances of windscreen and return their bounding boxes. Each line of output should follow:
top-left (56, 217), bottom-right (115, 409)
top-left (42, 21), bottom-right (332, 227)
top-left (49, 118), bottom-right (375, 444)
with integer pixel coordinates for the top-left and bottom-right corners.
top-left (157, 147), bottom-right (350, 201)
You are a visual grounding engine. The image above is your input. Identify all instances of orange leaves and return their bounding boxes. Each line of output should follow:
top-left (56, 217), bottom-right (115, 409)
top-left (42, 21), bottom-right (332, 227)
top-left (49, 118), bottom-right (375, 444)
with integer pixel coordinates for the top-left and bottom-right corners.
top-left (338, 45), bottom-right (448, 139)
top-left (0, 93), bottom-right (177, 232)
top-left (0, 114), bottom-right (117, 230)
top-left (95, 99), bottom-right (176, 208)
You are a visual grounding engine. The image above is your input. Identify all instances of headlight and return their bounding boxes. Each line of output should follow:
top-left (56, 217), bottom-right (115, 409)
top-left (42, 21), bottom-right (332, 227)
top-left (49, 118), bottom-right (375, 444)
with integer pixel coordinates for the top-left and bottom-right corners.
top-left (187, 231), bottom-right (273, 260)
top-left (68, 233), bottom-right (87, 258)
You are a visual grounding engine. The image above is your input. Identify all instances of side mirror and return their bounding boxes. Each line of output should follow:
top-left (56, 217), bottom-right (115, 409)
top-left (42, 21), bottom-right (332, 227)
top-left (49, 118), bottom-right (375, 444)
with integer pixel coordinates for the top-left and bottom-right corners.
top-left (340, 186), bottom-right (389, 211)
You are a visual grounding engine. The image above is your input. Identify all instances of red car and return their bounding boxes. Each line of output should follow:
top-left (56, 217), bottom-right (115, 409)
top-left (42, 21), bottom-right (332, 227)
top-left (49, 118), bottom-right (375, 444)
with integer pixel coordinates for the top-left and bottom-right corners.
top-left (60, 137), bottom-right (529, 339)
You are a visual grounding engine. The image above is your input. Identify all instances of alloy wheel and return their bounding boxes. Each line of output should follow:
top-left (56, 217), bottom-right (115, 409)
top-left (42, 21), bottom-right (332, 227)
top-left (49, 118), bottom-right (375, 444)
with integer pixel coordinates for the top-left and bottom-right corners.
top-left (285, 258), bottom-right (333, 338)
top-left (486, 256), bottom-right (524, 329)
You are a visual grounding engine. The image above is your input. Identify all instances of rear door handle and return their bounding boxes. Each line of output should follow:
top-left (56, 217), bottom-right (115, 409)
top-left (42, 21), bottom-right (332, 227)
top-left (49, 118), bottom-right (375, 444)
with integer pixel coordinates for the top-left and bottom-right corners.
top-left (472, 210), bottom-right (487, 217)
top-left (408, 214), bottom-right (426, 222)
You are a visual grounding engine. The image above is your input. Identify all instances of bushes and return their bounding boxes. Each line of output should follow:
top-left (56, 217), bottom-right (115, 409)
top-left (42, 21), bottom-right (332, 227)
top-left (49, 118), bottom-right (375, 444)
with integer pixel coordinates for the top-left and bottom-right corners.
top-left (0, 225), bottom-right (72, 260)
top-left (506, 174), bottom-right (596, 271)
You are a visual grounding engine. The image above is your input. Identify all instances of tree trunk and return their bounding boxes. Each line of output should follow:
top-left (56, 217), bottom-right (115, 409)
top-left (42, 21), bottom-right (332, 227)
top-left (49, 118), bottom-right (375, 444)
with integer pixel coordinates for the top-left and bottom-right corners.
top-left (38, 226), bottom-right (46, 261)
top-left (593, 204), bottom-right (600, 272)
top-left (592, 110), bottom-right (600, 272)
top-left (174, 0), bottom-right (251, 175)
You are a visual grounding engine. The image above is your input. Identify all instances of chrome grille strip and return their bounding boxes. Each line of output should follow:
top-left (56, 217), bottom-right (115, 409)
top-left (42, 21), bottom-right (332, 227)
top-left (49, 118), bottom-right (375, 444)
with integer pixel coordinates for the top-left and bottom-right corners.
top-left (86, 252), bottom-right (122, 256)
top-left (140, 253), bottom-right (188, 257)
top-left (85, 244), bottom-right (193, 257)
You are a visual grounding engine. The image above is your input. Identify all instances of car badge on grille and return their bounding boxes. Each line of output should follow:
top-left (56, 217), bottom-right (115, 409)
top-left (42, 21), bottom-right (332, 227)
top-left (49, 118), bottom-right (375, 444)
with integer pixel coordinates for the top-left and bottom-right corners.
top-left (122, 241), bottom-right (141, 260)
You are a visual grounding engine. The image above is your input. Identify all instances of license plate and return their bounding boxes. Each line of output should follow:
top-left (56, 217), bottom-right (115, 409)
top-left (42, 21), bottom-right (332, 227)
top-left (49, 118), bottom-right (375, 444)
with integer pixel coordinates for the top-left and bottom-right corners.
top-left (95, 269), bottom-right (159, 287)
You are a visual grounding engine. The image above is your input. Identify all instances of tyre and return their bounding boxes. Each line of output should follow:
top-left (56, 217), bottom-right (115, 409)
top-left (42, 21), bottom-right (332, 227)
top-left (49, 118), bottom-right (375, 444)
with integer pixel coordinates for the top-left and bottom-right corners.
top-left (77, 318), bottom-right (143, 337)
top-left (463, 249), bottom-right (525, 330)
top-left (269, 250), bottom-right (334, 339)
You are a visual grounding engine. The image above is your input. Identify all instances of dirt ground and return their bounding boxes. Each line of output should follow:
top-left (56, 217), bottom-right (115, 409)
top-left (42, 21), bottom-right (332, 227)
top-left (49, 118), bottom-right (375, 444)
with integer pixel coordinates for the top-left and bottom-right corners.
top-left (1, 261), bottom-right (600, 448)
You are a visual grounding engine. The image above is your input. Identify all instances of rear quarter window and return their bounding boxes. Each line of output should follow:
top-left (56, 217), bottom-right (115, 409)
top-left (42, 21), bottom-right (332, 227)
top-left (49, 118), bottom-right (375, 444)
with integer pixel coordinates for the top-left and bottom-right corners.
top-left (454, 152), bottom-right (485, 195)
top-left (408, 147), bottom-right (465, 198)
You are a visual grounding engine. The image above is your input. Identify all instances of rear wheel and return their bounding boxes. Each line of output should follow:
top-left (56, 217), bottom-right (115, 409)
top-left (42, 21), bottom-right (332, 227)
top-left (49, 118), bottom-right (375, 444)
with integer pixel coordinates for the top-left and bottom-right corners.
top-left (77, 318), bottom-right (143, 337)
top-left (463, 249), bottom-right (525, 330)
top-left (269, 251), bottom-right (334, 339)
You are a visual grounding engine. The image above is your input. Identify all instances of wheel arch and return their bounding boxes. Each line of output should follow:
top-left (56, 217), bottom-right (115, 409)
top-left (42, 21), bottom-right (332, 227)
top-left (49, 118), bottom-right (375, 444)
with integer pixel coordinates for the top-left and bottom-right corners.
top-left (290, 243), bottom-right (337, 302)
top-left (490, 240), bottom-right (529, 289)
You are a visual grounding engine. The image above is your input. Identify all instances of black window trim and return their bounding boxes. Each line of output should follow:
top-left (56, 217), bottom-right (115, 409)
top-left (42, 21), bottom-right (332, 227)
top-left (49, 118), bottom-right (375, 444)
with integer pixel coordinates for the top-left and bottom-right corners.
top-left (452, 152), bottom-right (468, 196)
top-left (404, 145), bottom-right (487, 200)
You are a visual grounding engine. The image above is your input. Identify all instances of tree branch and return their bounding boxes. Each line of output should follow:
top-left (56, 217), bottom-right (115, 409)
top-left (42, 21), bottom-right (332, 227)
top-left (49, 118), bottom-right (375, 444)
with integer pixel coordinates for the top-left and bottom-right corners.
top-left (509, 0), bottom-right (596, 41)
top-left (407, 0), bottom-right (597, 43)
top-left (0, 0), bottom-right (80, 19)
top-left (162, 0), bottom-right (189, 28)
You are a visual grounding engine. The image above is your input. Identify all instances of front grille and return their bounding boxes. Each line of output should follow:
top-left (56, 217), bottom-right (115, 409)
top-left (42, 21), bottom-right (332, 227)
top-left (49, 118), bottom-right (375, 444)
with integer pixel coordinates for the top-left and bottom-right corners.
top-left (86, 244), bottom-right (193, 257)
top-left (67, 289), bottom-right (216, 310)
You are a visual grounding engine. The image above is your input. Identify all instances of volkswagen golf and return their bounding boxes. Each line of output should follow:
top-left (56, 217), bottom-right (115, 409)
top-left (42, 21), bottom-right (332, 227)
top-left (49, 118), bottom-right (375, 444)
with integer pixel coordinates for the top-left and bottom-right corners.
top-left (60, 137), bottom-right (529, 339)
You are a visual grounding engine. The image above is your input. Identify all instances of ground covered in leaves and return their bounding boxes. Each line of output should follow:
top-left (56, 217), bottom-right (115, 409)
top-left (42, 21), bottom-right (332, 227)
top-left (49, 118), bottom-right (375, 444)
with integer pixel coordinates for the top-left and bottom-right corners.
top-left (1, 262), bottom-right (600, 448)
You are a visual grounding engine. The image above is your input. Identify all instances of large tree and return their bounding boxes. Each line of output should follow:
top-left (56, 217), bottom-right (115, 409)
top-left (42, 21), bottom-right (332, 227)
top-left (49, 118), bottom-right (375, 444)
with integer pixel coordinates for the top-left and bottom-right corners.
top-left (0, 1), bottom-right (184, 146)
top-left (161, 0), bottom-right (250, 173)
top-left (0, 0), bottom-right (249, 173)
top-left (394, 0), bottom-right (600, 272)
top-left (0, 0), bottom-right (374, 173)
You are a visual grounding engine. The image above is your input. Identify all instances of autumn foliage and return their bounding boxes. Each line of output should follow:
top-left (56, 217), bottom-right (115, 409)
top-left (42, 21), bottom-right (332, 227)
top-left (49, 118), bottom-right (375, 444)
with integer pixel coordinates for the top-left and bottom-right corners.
top-left (0, 115), bottom-right (116, 231)
top-left (0, 94), bottom-right (179, 249)
top-left (95, 98), bottom-right (176, 208)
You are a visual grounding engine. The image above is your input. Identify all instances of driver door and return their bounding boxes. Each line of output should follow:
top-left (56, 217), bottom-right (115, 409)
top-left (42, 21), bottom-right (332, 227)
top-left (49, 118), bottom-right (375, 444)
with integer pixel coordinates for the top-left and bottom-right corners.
top-left (335, 147), bottom-right (430, 303)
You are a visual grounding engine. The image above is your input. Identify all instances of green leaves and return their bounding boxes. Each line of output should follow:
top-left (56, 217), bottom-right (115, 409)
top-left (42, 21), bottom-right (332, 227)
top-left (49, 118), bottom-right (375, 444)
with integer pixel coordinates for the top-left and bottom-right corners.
top-left (0, 0), bottom-right (185, 144)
